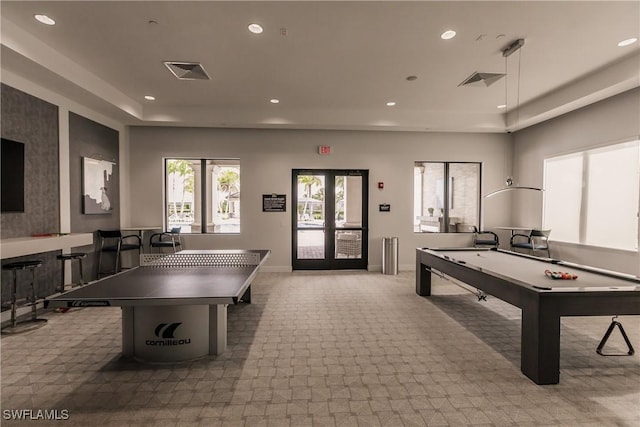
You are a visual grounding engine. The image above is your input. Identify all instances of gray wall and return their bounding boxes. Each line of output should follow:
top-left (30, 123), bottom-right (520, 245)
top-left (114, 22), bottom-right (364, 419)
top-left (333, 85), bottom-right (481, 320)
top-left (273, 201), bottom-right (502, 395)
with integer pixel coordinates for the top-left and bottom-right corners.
top-left (0, 87), bottom-right (121, 303)
top-left (0, 83), bottom-right (59, 238)
top-left (68, 112), bottom-right (120, 280)
top-left (69, 111), bottom-right (120, 232)
top-left (128, 127), bottom-right (512, 271)
top-left (1, 84), bottom-right (60, 302)
top-left (511, 88), bottom-right (640, 274)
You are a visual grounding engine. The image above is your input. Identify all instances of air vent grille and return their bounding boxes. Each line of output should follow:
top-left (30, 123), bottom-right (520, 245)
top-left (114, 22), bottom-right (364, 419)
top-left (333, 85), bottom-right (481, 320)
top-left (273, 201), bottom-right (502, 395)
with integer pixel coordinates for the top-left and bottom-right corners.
top-left (163, 61), bottom-right (210, 80)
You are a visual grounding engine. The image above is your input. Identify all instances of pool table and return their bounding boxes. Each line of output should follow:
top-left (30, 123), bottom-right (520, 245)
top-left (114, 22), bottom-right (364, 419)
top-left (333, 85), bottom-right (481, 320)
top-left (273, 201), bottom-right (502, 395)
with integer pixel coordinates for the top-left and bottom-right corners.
top-left (415, 247), bottom-right (640, 385)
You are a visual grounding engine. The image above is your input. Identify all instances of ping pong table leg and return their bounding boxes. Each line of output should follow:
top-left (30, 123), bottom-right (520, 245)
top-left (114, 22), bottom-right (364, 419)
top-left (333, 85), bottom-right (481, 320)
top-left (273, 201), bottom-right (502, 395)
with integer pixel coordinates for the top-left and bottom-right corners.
top-left (241, 285), bottom-right (251, 304)
top-left (209, 304), bottom-right (227, 355)
top-left (122, 307), bottom-right (135, 358)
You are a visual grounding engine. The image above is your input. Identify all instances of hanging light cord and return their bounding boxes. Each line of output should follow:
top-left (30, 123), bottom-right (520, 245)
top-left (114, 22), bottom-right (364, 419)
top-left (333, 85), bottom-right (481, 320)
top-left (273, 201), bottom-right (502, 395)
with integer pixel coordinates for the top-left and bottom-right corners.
top-left (516, 47), bottom-right (522, 129)
top-left (485, 38), bottom-right (544, 197)
top-left (504, 55), bottom-right (511, 183)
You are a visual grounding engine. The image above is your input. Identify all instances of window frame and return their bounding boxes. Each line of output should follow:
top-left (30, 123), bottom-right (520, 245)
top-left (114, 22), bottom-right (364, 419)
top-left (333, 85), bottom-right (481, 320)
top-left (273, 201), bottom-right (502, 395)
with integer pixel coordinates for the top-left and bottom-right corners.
top-left (164, 158), bottom-right (241, 234)
top-left (414, 161), bottom-right (482, 233)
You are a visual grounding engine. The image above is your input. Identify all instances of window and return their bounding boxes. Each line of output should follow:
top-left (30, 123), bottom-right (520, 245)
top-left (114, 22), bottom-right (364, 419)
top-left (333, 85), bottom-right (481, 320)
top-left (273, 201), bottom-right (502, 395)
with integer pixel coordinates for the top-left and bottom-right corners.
top-left (543, 140), bottom-right (639, 250)
top-left (165, 158), bottom-right (240, 234)
top-left (414, 162), bottom-right (481, 233)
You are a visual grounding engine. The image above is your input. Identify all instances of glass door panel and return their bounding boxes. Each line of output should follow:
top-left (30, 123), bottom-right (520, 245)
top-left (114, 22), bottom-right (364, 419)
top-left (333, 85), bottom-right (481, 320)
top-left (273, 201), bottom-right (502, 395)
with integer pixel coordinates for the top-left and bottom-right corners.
top-left (295, 174), bottom-right (325, 260)
top-left (335, 175), bottom-right (362, 229)
top-left (334, 174), bottom-right (363, 259)
top-left (335, 230), bottom-right (362, 259)
top-left (297, 230), bottom-right (325, 259)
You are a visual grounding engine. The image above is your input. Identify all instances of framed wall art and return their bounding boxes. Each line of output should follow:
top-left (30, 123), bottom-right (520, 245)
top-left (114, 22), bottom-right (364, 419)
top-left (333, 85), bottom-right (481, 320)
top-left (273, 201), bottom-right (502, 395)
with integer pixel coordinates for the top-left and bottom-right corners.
top-left (82, 157), bottom-right (116, 214)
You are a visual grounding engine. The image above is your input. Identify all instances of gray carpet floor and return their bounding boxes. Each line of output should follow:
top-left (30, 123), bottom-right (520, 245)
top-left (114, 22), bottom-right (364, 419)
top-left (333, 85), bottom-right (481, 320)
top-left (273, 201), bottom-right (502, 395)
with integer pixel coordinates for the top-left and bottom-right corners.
top-left (1, 271), bottom-right (639, 426)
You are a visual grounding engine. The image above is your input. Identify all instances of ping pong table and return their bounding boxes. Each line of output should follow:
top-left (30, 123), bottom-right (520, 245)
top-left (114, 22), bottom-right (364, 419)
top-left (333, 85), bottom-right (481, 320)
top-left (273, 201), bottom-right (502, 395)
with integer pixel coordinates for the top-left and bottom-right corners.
top-left (45, 249), bottom-right (270, 362)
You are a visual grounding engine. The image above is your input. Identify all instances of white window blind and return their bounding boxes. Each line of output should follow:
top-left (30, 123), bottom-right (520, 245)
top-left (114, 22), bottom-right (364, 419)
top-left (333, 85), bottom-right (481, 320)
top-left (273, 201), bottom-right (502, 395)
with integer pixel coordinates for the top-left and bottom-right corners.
top-left (543, 140), bottom-right (639, 250)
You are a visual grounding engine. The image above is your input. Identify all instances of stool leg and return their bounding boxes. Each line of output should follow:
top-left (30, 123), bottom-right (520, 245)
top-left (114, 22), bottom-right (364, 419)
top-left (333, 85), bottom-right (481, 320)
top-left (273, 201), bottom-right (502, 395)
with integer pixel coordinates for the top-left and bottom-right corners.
top-left (98, 251), bottom-right (103, 278)
top-left (29, 268), bottom-right (37, 321)
top-left (59, 260), bottom-right (66, 293)
top-left (115, 249), bottom-right (121, 274)
top-left (78, 258), bottom-right (85, 285)
top-left (10, 270), bottom-right (18, 328)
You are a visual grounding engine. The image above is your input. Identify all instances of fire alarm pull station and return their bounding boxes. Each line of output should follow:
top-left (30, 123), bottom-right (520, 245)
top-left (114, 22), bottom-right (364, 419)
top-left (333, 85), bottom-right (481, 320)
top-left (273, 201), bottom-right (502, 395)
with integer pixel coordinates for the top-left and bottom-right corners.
top-left (318, 146), bottom-right (331, 155)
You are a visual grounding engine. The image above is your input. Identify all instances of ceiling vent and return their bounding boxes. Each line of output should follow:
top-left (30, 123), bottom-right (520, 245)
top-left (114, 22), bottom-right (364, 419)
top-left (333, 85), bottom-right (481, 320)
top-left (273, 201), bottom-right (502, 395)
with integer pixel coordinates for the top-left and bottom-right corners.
top-left (458, 71), bottom-right (505, 87)
top-left (163, 61), bottom-right (210, 80)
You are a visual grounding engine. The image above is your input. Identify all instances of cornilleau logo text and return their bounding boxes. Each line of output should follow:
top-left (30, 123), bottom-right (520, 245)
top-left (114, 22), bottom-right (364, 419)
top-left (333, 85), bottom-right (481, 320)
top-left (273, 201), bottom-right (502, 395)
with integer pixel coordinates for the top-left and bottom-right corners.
top-left (71, 300), bottom-right (110, 307)
top-left (145, 323), bottom-right (191, 346)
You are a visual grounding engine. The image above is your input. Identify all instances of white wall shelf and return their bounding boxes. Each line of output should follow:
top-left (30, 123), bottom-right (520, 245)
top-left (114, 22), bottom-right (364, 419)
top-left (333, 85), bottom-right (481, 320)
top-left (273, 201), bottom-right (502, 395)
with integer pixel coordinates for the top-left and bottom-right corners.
top-left (0, 233), bottom-right (93, 259)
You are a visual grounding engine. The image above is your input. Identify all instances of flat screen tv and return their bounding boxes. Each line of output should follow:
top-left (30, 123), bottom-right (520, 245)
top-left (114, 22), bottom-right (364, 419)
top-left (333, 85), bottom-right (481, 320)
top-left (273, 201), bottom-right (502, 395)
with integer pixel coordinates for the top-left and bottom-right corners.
top-left (1, 138), bottom-right (25, 212)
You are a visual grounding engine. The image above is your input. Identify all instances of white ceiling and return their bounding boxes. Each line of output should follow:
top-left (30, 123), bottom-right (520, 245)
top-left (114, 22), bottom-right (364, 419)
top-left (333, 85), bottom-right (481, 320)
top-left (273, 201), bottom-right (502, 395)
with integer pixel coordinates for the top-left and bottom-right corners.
top-left (1, 1), bottom-right (638, 133)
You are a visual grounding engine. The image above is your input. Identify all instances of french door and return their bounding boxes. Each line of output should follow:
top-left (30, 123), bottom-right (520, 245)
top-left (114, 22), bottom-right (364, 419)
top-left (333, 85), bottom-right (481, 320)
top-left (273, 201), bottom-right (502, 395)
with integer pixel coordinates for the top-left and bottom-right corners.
top-left (292, 169), bottom-right (369, 270)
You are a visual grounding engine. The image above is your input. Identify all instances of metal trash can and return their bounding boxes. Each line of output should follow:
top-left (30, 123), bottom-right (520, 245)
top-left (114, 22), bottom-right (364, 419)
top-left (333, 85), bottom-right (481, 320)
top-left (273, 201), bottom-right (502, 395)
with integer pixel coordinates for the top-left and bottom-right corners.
top-left (382, 237), bottom-right (399, 275)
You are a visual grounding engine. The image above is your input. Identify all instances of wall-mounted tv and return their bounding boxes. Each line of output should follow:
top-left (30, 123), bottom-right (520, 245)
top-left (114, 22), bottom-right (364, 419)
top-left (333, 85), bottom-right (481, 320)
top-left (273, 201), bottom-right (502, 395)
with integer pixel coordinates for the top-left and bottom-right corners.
top-left (1, 138), bottom-right (25, 213)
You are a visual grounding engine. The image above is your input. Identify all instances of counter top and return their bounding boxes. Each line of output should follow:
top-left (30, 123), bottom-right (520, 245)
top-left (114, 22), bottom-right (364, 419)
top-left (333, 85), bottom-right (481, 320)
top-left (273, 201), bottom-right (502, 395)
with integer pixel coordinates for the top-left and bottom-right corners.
top-left (1, 233), bottom-right (93, 259)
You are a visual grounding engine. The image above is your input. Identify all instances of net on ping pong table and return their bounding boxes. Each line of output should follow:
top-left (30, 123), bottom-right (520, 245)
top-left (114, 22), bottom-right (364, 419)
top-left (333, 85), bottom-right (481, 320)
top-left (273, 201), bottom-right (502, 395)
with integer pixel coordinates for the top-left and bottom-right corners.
top-left (139, 251), bottom-right (262, 268)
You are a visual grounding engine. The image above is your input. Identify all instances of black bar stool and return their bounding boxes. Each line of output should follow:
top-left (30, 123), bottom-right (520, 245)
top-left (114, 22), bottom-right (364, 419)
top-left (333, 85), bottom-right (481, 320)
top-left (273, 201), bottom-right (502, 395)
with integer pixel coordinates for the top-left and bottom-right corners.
top-left (56, 253), bottom-right (87, 292)
top-left (2, 260), bottom-right (48, 334)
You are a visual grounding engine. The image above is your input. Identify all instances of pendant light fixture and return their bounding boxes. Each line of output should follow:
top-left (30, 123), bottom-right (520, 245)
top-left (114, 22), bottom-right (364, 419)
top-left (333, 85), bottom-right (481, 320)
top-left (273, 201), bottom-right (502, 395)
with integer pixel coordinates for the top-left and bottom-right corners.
top-left (485, 38), bottom-right (544, 198)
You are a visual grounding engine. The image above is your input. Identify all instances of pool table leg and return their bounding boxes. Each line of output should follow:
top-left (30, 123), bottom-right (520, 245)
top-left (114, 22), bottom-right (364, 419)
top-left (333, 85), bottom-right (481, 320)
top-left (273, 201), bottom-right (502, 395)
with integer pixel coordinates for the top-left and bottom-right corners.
top-left (416, 261), bottom-right (432, 296)
top-left (521, 300), bottom-right (560, 385)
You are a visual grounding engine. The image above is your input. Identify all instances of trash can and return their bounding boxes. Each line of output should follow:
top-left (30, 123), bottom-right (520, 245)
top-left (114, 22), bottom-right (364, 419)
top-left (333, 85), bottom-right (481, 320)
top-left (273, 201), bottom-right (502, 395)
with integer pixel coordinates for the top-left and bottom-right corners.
top-left (382, 237), bottom-right (398, 275)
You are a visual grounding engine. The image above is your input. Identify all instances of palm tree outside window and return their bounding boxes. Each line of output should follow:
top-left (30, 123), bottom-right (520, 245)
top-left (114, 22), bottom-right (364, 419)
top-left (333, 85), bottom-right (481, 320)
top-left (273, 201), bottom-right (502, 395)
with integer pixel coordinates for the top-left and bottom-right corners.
top-left (165, 158), bottom-right (240, 234)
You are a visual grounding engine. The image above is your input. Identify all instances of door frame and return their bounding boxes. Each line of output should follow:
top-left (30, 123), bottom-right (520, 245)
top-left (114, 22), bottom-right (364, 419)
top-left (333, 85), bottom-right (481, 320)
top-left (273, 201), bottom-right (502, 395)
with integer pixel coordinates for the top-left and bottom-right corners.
top-left (292, 169), bottom-right (369, 270)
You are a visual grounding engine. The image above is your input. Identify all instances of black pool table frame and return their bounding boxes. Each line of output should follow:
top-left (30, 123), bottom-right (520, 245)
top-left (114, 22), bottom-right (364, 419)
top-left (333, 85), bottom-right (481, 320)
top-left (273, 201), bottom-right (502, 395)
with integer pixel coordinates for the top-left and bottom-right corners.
top-left (416, 247), bottom-right (640, 385)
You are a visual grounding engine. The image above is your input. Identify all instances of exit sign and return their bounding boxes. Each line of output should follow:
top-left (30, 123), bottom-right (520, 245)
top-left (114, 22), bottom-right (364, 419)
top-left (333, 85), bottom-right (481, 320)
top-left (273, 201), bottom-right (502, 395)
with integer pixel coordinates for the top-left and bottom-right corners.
top-left (318, 145), bottom-right (331, 155)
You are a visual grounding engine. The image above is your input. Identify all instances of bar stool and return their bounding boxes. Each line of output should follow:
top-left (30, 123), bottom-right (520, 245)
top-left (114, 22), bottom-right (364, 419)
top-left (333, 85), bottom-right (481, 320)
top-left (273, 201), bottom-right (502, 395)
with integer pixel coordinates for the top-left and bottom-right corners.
top-left (2, 260), bottom-right (48, 334)
top-left (56, 253), bottom-right (87, 292)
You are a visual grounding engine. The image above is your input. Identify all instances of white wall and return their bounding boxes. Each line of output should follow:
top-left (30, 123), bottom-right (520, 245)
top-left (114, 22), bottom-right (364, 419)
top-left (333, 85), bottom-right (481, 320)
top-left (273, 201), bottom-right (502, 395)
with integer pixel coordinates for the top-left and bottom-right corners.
top-left (512, 88), bottom-right (640, 275)
top-left (128, 127), bottom-right (511, 272)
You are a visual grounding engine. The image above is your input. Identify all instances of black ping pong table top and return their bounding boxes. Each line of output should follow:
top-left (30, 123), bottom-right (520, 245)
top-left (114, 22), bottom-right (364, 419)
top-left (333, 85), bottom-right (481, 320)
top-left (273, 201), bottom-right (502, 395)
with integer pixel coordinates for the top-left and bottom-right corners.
top-left (45, 249), bottom-right (270, 307)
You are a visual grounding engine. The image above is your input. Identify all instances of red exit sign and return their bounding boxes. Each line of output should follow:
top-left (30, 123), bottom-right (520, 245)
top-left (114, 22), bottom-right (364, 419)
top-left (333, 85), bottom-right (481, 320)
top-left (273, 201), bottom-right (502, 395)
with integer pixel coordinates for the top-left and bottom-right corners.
top-left (318, 145), bottom-right (331, 155)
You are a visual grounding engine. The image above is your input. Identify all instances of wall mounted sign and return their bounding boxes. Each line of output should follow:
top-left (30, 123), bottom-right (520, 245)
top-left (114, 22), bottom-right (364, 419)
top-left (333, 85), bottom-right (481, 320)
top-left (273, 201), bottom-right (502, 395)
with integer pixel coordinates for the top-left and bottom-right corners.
top-left (379, 204), bottom-right (391, 212)
top-left (263, 194), bottom-right (286, 212)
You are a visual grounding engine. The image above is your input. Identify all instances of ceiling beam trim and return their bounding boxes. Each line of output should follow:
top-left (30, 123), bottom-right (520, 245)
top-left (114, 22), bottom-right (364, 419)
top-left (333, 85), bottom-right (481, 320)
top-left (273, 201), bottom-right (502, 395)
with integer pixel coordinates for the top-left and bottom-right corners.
top-left (0, 18), bottom-right (143, 120)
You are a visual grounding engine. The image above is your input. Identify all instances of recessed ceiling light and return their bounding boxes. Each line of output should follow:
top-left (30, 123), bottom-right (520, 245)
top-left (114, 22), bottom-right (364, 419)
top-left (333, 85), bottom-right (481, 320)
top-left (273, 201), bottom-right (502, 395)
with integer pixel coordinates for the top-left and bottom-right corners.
top-left (441, 30), bottom-right (456, 40)
top-left (618, 37), bottom-right (638, 47)
top-left (386, 101), bottom-right (396, 107)
top-left (34, 14), bottom-right (55, 25)
top-left (270, 98), bottom-right (280, 104)
top-left (497, 104), bottom-right (506, 109)
top-left (248, 23), bottom-right (264, 34)
top-left (144, 95), bottom-right (156, 101)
